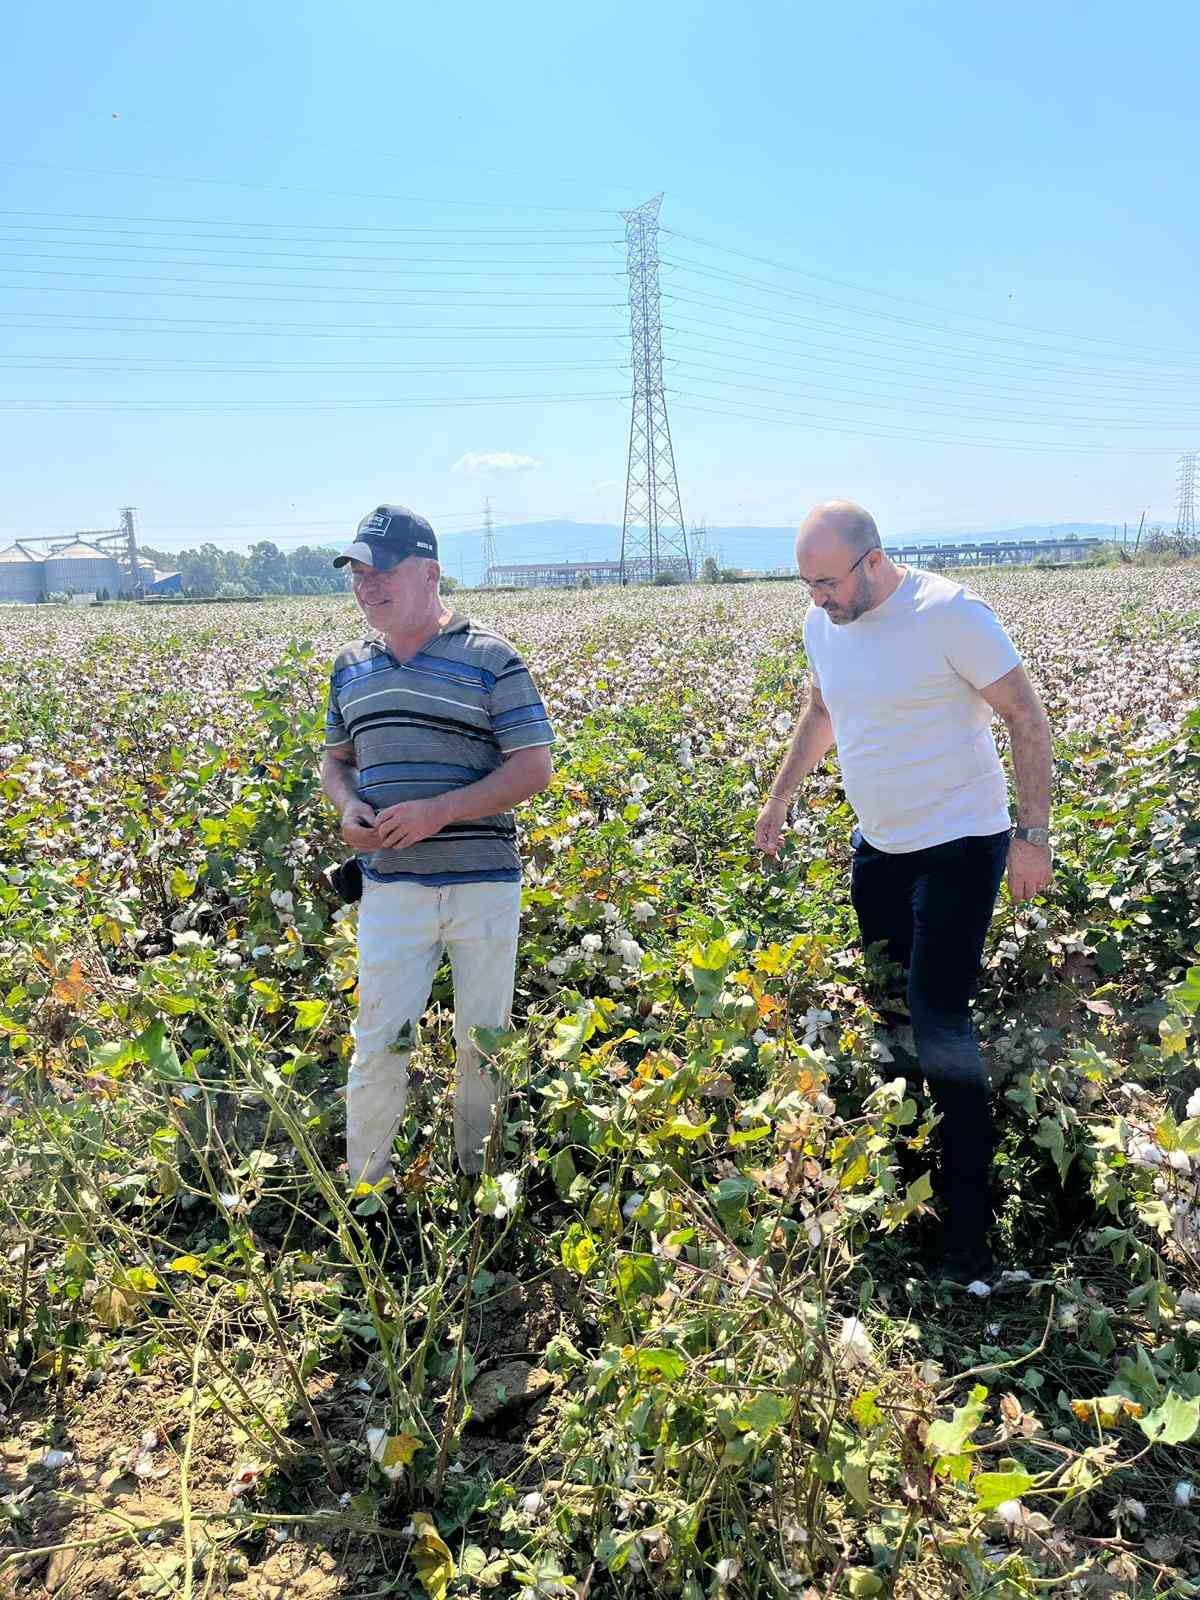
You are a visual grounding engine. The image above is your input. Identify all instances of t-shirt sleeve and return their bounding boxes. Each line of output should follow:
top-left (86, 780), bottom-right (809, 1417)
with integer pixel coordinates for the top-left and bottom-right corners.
top-left (489, 651), bottom-right (555, 754)
top-left (941, 593), bottom-right (1021, 691)
top-left (324, 667), bottom-right (351, 748)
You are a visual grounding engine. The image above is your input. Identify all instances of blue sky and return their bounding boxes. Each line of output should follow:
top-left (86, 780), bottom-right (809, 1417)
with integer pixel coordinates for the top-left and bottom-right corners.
top-left (1, 0), bottom-right (1197, 578)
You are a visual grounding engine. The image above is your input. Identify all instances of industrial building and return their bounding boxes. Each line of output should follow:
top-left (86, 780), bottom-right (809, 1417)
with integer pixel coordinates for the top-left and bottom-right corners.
top-left (485, 555), bottom-right (691, 589)
top-left (0, 537), bottom-right (180, 602)
top-left (0, 508), bottom-right (181, 603)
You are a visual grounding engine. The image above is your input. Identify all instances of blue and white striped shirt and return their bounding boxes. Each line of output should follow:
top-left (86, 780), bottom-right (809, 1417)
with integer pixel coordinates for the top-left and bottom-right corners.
top-left (325, 613), bottom-right (554, 885)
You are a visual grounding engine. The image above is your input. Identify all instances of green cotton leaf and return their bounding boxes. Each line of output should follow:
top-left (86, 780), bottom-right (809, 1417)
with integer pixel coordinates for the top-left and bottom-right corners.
top-left (711, 1175), bottom-right (756, 1226)
top-left (631, 1347), bottom-right (687, 1383)
top-left (840, 1448), bottom-right (872, 1508)
top-left (926, 1385), bottom-right (989, 1459)
top-left (1137, 1391), bottom-right (1200, 1446)
top-left (550, 1007), bottom-right (594, 1062)
top-left (614, 1253), bottom-right (662, 1301)
top-left (728, 1124), bottom-right (772, 1146)
top-left (1167, 966), bottom-right (1200, 1015)
top-left (292, 998), bottom-right (327, 1030)
top-left (559, 1223), bottom-right (597, 1278)
top-left (850, 1389), bottom-right (884, 1430)
top-left (655, 1114), bottom-right (714, 1143)
top-left (1032, 1115), bottom-right (1072, 1181)
top-left (732, 1391), bottom-right (793, 1435)
top-left (975, 1469), bottom-right (1038, 1510)
top-left (137, 1020), bottom-right (183, 1081)
top-left (550, 1148), bottom-right (577, 1198)
top-left (169, 868), bottom-right (196, 900)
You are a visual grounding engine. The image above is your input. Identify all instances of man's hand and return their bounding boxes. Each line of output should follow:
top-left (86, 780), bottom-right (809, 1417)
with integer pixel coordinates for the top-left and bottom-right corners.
top-left (755, 795), bottom-right (791, 857)
top-left (1008, 838), bottom-right (1053, 902)
top-left (375, 798), bottom-right (448, 852)
top-left (340, 799), bottom-right (380, 852)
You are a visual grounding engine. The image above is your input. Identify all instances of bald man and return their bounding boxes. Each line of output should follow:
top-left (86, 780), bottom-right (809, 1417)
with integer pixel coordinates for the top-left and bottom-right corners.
top-left (756, 502), bottom-right (1052, 1285)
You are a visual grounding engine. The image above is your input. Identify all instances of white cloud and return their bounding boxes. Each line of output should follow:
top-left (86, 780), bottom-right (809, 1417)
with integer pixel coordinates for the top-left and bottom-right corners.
top-left (452, 450), bottom-right (542, 476)
top-left (586, 479), bottom-right (621, 495)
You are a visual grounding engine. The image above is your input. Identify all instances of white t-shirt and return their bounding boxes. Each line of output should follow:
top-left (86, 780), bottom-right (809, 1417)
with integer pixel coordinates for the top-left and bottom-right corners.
top-left (803, 567), bottom-right (1020, 853)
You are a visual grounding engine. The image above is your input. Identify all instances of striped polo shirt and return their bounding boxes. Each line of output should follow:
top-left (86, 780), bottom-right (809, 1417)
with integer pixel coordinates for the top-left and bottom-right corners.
top-left (324, 613), bottom-right (554, 886)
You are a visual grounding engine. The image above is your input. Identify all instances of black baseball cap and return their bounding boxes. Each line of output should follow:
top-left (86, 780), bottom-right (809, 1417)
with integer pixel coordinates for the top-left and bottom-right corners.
top-left (332, 505), bottom-right (439, 569)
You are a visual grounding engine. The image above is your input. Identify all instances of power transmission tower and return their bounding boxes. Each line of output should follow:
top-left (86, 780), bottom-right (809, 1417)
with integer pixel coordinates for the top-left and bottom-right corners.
top-left (1175, 450), bottom-right (1197, 541)
top-left (120, 506), bottom-right (142, 596)
top-left (481, 498), bottom-right (499, 586)
top-left (619, 194), bottom-right (690, 584)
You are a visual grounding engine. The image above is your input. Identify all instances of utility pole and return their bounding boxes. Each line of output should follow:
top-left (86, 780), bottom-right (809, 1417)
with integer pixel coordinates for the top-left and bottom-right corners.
top-left (1175, 450), bottom-right (1197, 541)
top-left (618, 194), bottom-right (690, 584)
top-left (481, 498), bottom-right (498, 587)
top-left (120, 506), bottom-right (141, 597)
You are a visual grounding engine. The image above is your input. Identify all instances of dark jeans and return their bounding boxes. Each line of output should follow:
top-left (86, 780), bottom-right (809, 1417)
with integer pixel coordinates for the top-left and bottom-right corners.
top-left (850, 827), bottom-right (1010, 1262)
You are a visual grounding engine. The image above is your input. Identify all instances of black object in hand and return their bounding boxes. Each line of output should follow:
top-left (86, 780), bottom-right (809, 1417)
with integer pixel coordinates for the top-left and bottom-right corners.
top-left (325, 857), bottom-right (363, 904)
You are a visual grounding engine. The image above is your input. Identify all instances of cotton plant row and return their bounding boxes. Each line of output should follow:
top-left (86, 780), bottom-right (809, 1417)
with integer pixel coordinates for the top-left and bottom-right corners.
top-left (1, 570), bottom-right (1200, 1598)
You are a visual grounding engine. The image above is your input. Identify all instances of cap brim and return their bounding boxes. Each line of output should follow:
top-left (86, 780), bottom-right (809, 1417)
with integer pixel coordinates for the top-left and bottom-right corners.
top-left (332, 540), bottom-right (384, 569)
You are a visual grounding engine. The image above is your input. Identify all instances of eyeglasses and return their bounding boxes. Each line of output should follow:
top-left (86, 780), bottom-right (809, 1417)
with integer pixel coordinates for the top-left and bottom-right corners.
top-left (799, 547), bottom-right (875, 596)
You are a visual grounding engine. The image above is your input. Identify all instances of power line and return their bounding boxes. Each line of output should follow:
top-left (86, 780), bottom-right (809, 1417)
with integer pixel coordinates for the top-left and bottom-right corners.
top-left (669, 337), bottom-right (1200, 405)
top-left (670, 293), bottom-right (1198, 379)
top-left (661, 226), bottom-right (1199, 361)
top-left (667, 365), bottom-right (1199, 429)
top-left (0, 268), bottom-right (620, 302)
top-left (0, 160), bottom-right (618, 214)
top-left (664, 254), bottom-right (1200, 370)
top-left (0, 311), bottom-right (620, 337)
top-left (0, 390), bottom-right (626, 413)
top-left (671, 394), bottom-right (1184, 454)
top-left (0, 208), bottom-right (616, 235)
top-left (669, 313), bottom-right (1200, 388)
top-left (0, 246), bottom-right (621, 275)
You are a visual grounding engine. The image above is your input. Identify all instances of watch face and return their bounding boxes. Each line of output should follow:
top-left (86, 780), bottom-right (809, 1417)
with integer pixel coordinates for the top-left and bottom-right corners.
top-left (1018, 827), bottom-right (1050, 848)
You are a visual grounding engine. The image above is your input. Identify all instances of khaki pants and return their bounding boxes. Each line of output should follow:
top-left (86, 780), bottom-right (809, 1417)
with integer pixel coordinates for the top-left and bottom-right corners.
top-left (346, 876), bottom-right (521, 1185)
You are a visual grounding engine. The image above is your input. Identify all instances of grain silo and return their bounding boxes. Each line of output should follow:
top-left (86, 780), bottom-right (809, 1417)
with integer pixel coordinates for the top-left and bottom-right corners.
top-left (43, 539), bottom-right (123, 597)
top-left (0, 542), bottom-right (47, 602)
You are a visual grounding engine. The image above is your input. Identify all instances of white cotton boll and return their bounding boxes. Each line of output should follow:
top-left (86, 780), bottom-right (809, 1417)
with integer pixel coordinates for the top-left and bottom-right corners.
top-left (630, 900), bottom-right (655, 923)
top-left (772, 712), bottom-right (793, 736)
top-left (1186, 1086), bottom-right (1200, 1120)
top-left (967, 1280), bottom-right (993, 1298)
top-left (622, 1192), bottom-right (644, 1219)
top-left (618, 938), bottom-right (643, 968)
top-left (1175, 1481), bottom-right (1194, 1507)
top-left (520, 1491), bottom-right (546, 1515)
top-left (995, 1499), bottom-right (1023, 1527)
top-left (580, 933), bottom-right (602, 953)
top-left (837, 1316), bottom-right (873, 1367)
top-left (1127, 1138), bottom-right (1165, 1169)
top-left (546, 956), bottom-right (568, 977)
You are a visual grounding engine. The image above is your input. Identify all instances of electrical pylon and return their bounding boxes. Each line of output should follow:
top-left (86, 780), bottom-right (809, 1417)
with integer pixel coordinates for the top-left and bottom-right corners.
top-left (1175, 451), bottom-right (1197, 541)
top-left (618, 194), bottom-right (690, 584)
top-left (481, 498), bottom-right (499, 585)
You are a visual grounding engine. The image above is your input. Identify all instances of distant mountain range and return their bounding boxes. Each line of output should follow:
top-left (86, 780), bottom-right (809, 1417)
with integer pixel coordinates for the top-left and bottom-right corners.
top-left (435, 519), bottom-right (1124, 579)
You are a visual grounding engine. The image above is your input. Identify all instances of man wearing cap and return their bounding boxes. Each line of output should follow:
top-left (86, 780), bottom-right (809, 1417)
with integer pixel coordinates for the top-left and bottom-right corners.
top-left (755, 501), bottom-right (1052, 1286)
top-left (321, 506), bottom-right (554, 1185)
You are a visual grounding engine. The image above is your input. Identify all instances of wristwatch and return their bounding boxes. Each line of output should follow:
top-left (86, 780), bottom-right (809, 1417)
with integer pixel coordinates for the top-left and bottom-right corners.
top-left (1012, 825), bottom-right (1051, 850)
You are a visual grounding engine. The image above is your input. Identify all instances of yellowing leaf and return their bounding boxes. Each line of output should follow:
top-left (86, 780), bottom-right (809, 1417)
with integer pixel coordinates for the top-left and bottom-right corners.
top-left (168, 1255), bottom-right (206, 1277)
top-left (51, 960), bottom-right (90, 1007)
top-left (1070, 1395), bottom-right (1143, 1426)
top-left (409, 1511), bottom-right (456, 1600)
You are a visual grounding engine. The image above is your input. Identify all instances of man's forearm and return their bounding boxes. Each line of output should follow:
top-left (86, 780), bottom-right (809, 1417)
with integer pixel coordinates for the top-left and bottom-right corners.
top-left (768, 703), bottom-right (836, 801)
top-left (1006, 707), bottom-right (1051, 828)
top-left (433, 748), bottom-right (552, 826)
top-left (320, 751), bottom-right (361, 814)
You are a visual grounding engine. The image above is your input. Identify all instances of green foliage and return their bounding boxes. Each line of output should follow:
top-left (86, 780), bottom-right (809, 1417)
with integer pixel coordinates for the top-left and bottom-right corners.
top-left (0, 569), bottom-right (1198, 1596)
